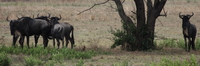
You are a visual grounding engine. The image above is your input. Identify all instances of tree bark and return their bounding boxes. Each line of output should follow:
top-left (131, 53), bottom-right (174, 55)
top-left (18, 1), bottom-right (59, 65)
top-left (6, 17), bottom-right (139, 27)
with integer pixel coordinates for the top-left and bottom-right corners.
top-left (113, 0), bottom-right (136, 33)
top-left (113, 0), bottom-right (167, 50)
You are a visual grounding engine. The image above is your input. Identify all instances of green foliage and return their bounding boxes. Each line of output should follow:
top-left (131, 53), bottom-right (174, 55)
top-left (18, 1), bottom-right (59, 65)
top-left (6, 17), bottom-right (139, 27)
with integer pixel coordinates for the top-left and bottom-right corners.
top-left (110, 20), bottom-right (155, 51)
top-left (76, 59), bottom-right (84, 66)
top-left (0, 52), bottom-right (11, 66)
top-left (110, 21), bottom-right (136, 51)
top-left (45, 60), bottom-right (57, 66)
top-left (0, 45), bottom-right (105, 65)
top-left (160, 39), bottom-right (177, 48)
top-left (112, 61), bottom-right (130, 66)
top-left (194, 38), bottom-right (200, 50)
top-left (150, 54), bottom-right (198, 66)
top-left (24, 56), bottom-right (43, 66)
top-left (176, 39), bottom-right (185, 49)
top-left (159, 38), bottom-right (200, 50)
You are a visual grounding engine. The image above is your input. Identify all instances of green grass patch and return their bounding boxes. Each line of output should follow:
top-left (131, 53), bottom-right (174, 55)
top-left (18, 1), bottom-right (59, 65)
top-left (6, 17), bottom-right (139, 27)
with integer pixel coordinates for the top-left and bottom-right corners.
top-left (150, 54), bottom-right (198, 66)
top-left (0, 52), bottom-right (11, 66)
top-left (157, 38), bottom-right (200, 50)
top-left (0, 45), bottom-right (109, 65)
top-left (24, 56), bottom-right (43, 66)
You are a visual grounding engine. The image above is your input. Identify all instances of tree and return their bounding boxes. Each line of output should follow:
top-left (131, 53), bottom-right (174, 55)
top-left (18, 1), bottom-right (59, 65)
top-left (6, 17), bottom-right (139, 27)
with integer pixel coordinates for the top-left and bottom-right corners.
top-left (78, 0), bottom-right (167, 51)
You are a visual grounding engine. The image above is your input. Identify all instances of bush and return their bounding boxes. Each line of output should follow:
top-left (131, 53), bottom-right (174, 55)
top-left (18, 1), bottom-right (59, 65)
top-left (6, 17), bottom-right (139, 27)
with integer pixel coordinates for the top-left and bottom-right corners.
top-left (0, 52), bottom-right (11, 66)
top-left (110, 21), bottom-right (136, 51)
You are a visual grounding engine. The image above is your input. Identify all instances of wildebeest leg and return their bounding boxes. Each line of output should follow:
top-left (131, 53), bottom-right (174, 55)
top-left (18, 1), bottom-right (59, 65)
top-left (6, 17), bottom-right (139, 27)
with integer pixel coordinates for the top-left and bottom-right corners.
top-left (34, 35), bottom-right (40, 47)
top-left (56, 38), bottom-right (60, 49)
top-left (43, 36), bottom-right (49, 48)
top-left (192, 37), bottom-right (196, 51)
top-left (13, 35), bottom-right (19, 47)
top-left (53, 38), bottom-right (55, 48)
top-left (19, 36), bottom-right (25, 49)
top-left (26, 36), bottom-right (30, 49)
top-left (65, 36), bottom-right (69, 48)
top-left (188, 38), bottom-right (192, 52)
top-left (184, 37), bottom-right (188, 51)
top-left (61, 39), bottom-right (64, 48)
top-left (69, 38), bottom-right (74, 49)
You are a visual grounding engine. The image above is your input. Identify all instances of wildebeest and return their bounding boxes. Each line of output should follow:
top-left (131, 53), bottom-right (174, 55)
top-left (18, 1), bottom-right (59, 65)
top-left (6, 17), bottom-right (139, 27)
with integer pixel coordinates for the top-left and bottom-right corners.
top-left (7, 16), bottom-right (20, 47)
top-left (32, 13), bottom-right (52, 47)
top-left (50, 15), bottom-right (74, 49)
top-left (11, 17), bottom-right (52, 48)
top-left (179, 12), bottom-right (197, 52)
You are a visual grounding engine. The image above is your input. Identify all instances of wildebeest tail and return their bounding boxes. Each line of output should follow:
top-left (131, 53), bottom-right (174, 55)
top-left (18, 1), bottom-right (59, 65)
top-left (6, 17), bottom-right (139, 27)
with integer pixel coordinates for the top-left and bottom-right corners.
top-left (70, 25), bottom-right (74, 44)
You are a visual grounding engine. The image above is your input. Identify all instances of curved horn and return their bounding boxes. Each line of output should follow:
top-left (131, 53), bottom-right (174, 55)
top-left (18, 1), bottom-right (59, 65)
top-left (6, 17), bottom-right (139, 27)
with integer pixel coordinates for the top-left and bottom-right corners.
top-left (16, 15), bottom-right (19, 19)
top-left (48, 13), bottom-right (51, 18)
top-left (191, 12), bottom-right (194, 16)
top-left (37, 13), bottom-right (40, 17)
top-left (179, 12), bottom-right (183, 19)
top-left (179, 12), bottom-right (181, 16)
top-left (59, 14), bottom-right (62, 20)
top-left (6, 16), bottom-right (9, 21)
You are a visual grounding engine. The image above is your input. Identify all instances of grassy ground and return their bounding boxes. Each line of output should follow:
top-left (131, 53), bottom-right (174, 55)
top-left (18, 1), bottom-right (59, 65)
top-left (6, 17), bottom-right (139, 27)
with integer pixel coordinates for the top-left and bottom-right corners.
top-left (1, 0), bottom-right (200, 66)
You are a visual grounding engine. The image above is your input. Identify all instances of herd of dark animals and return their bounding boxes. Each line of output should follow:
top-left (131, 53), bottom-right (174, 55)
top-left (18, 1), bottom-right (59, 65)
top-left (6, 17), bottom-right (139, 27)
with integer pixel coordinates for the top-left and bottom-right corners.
top-left (6, 13), bottom-right (74, 49)
top-left (5, 12), bottom-right (198, 52)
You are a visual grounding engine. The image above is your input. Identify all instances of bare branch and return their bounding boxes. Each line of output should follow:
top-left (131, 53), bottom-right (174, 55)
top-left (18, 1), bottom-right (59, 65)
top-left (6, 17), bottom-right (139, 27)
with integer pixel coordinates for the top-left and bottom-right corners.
top-left (159, 7), bottom-right (167, 17)
top-left (121, 0), bottom-right (125, 4)
top-left (77, 0), bottom-right (110, 15)
top-left (131, 11), bottom-right (137, 14)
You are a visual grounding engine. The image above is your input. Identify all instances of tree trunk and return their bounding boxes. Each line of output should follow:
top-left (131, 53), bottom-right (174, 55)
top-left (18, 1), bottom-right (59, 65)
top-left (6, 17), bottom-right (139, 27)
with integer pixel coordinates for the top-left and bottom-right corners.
top-left (113, 0), bottom-right (167, 51)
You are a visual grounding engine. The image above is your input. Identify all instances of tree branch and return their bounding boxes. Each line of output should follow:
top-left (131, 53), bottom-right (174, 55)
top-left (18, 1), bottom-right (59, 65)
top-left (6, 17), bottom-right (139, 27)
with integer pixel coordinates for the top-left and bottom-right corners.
top-left (77, 0), bottom-right (110, 15)
top-left (155, 0), bottom-right (167, 17)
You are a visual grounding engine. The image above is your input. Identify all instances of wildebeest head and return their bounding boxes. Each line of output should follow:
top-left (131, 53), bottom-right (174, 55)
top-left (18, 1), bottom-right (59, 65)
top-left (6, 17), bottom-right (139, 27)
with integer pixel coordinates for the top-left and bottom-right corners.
top-left (35, 13), bottom-right (51, 22)
top-left (7, 16), bottom-right (18, 35)
top-left (179, 12), bottom-right (194, 30)
top-left (50, 14), bottom-right (62, 25)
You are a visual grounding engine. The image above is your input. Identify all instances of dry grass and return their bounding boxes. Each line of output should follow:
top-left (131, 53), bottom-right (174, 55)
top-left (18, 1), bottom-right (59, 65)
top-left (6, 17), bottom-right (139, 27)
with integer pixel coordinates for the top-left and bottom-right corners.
top-left (1, 0), bottom-right (200, 65)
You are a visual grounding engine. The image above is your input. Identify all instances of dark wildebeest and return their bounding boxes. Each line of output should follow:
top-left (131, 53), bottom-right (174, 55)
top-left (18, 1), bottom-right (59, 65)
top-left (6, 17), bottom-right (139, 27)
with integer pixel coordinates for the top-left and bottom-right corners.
top-left (6, 17), bottom-right (20, 47)
top-left (50, 15), bottom-right (74, 49)
top-left (179, 12), bottom-right (197, 52)
top-left (12, 17), bottom-right (52, 48)
top-left (32, 13), bottom-right (52, 47)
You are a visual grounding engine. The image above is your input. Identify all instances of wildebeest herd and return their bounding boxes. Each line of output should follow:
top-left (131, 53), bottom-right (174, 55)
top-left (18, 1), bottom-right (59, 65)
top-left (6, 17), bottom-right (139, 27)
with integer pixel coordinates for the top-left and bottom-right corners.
top-left (5, 12), bottom-right (197, 52)
top-left (6, 13), bottom-right (74, 49)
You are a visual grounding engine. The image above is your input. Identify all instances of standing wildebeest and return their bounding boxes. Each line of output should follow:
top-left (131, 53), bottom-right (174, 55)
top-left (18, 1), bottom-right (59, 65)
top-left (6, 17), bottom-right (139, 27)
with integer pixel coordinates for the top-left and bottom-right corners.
top-left (12, 17), bottom-right (52, 48)
top-left (32, 13), bottom-right (51, 47)
top-left (7, 17), bottom-right (20, 47)
top-left (179, 12), bottom-right (197, 52)
top-left (50, 15), bottom-right (74, 49)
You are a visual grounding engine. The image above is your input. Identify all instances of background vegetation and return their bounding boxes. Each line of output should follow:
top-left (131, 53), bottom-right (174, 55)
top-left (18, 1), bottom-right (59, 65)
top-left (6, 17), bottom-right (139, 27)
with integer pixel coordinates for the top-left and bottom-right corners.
top-left (0, 0), bottom-right (200, 66)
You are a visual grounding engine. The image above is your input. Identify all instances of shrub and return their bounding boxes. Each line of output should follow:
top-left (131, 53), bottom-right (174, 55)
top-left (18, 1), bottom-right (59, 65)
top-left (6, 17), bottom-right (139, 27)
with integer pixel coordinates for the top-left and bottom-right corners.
top-left (0, 52), bottom-right (11, 66)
